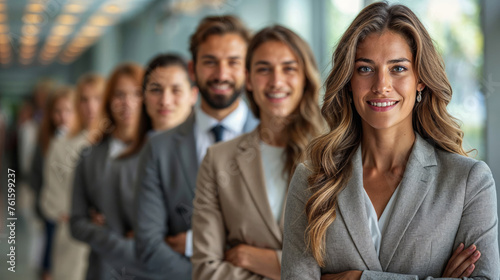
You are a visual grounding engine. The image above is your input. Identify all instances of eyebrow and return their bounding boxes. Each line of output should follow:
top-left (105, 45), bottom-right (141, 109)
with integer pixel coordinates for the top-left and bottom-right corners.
top-left (355, 57), bottom-right (411, 64)
top-left (254, 60), bottom-right (298, 66)
top-left (148, 82), bottom-right (162, 87)
top-left (200, 55), bottom-right (243, 60)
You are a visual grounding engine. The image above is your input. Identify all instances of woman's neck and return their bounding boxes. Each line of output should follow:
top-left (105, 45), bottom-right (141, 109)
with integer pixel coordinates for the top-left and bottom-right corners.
top-left (259, 115), bottom-right (288, 147)
top-left (361, 124), bottom-right (415, 172)
top-left (112, 125), bottom-right (134, 144)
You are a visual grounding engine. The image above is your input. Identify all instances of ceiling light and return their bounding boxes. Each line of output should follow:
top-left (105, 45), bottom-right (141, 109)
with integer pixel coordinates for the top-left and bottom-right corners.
top-left (80, 25), bottom-right (103, 37)
top-left (52, 25), bottom-right (73, 36)
top-left (26, 3), bottom-right (45, 13)
top-left (102, 4), bottom-right (121, 14)
top-left (22, 24), bottom-right (41, 35)
top-left (20, 36), bottom-right (38, 45)
top-left (0, 34), bottom-right (9, 44)
top-left (89, 15), bottom-right (114, 26)
top-left (46, 36), bottom-right (65, 45)
top-left (23, 14), bottom-right (44, 24)
top-left (57, 14), bottom-right (79, 25)
top-left (65, 4), bottom-right (86, 14)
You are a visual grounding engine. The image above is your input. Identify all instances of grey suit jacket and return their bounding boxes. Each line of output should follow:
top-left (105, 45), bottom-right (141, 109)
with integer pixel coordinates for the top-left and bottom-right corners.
top-left (70, 137), bottom-right (157, 280)
top-left (282, 134), bottom-right (499, 279)
top-left (135, 110), bottom-right (259, 279)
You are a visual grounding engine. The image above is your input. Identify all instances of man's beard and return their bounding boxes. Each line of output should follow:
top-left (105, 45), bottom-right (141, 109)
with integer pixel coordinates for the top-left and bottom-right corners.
top-left (197, 79), bottom-right (244, 110)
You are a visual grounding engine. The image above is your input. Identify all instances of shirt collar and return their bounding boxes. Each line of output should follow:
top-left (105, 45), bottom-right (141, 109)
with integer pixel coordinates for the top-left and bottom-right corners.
top-left (195, 99), bottom-right (248, 134)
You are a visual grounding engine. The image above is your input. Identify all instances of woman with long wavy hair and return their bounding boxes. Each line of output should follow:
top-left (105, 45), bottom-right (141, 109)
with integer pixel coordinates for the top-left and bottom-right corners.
top-left (40, 74), bottom-right (105, 280)
top-left (192, 25), bottom-right (323, 280)
top-left (69, 63), bottom-right (145, 280)
top-left (282, 2), bottom-right (499, 279)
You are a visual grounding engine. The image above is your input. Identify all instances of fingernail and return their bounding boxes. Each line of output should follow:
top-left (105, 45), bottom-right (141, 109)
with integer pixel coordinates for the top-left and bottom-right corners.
top-left (468, 244), bottom-right (476, 252)
top-left (459, 243), bottom-right (464, 249)
top-left (474, 250), bottom-right (480, 257)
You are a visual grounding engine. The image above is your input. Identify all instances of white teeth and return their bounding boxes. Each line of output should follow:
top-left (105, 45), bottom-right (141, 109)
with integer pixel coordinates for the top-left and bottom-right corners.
top-left (213, 84), bottom-right (229, 90)
top-left (267, 93), bottom-right (287, 99)
top-left (369, 101), bottom-right (397, 107)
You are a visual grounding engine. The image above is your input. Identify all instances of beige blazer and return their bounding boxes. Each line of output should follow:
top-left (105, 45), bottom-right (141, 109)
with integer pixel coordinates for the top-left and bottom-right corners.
top-left (40, 131), bottom-right (90, 280)
top-left (192, 129), bottom-right (286, 280)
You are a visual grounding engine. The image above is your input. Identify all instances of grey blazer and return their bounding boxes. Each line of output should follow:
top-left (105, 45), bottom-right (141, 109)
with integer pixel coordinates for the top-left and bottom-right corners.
top-left (134, 110), bottom-right (258, 279)
top-left (70, 137), bottom-right (157, 280)
top-left (282, 134), bottom-right (499, 279)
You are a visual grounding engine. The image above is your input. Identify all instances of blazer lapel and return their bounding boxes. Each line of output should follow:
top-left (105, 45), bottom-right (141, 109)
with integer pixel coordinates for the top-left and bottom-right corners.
top-left (174, 113), bottom-right (198, 196)
top-left (337, 146), bottom-right (383, 271)
top-left (236, 130), bottom-right (282, 243)
top-left (379, 134), bottom-right (437, 270)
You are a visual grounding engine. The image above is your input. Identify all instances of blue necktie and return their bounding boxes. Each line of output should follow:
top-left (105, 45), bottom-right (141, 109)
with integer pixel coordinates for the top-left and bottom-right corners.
top-left (210, 124), bottom-right (225, 143)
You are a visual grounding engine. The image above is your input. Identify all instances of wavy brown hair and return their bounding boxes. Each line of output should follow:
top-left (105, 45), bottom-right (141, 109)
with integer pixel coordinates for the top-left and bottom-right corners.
top-left (305, 2), bottom-right (468, 266)
top-left (245, 25), bottom-right (324, 179)
top-left (88, 63), bottom-right (144, 147)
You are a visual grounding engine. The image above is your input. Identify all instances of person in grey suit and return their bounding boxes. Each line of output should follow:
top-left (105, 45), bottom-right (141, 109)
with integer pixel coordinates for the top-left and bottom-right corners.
top-left (70, 63), bottom-right (146, 280)
top-left (134, 15), bottom-right (259, 279)
top-left (282, 2), bottom-right (499, 280)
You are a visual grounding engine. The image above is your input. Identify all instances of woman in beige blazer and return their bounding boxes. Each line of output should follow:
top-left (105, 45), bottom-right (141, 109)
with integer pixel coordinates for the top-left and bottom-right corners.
top-left (40, 74), bottom-right (105, 280)
top-left (282, 2), bottom-right (499, 279)
top-left (192, 25), bottom-right (324, 280)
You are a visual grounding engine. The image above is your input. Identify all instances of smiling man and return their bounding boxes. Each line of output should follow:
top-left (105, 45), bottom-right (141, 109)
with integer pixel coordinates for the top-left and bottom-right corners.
top-left (134, 15), bottom-right (259, 279)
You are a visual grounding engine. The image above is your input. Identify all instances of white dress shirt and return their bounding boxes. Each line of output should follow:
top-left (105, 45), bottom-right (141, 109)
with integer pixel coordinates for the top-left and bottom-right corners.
top-left (260, 141), bottom-right (288, 223)
top-left (194, 100), bottom-right (249, 164)
top-left (363, 185), bottom-right (400, 257)
top-left (186, 100), bottom-right (250, 257)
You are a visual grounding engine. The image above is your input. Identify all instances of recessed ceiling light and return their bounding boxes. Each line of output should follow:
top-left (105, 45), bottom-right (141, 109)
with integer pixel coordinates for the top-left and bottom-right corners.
top-left (80, 25), bottom-right (103, 37)
top-left (89, 15), bottom-right (114, 26)
top-left (20, 36), bottom-right (38, 45)
top-left (52, 25), bottom-right (73, 36)
top-left (0, 34), bottom-right (10, 44)
top-left (26, 3), bottom-right (45, 13)
top-left (65, 4), bottom-right (86, 14)
top-left (22, 24), bottom-right (41, 35)
top-left (22, 14), bottom-right (44, 24)
top-left (47, 36), bottom-right (66, 45)
top-left (57, 14), bottom-right (79, 25)
top-left (102, 4), bottom-right (121, 14)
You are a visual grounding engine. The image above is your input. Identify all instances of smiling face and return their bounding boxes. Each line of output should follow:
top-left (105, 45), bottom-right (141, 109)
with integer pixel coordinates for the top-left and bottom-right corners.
top-left (144, 66), bottom-right (198, 131)
top-left (247, 40), bottom-right (305, 121)
top-left (350, 31), bottom-right (424, 133)
top-left (193, 33), bottom-right (247, 110)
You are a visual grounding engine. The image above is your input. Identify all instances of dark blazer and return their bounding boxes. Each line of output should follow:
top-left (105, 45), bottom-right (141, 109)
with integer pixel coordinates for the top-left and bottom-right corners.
top-left (70, 137), bottom-right (158, 280)
top-left (282, 133), bottom-right (500, 279)
top-left (134, 110), bottom-right (259, 279)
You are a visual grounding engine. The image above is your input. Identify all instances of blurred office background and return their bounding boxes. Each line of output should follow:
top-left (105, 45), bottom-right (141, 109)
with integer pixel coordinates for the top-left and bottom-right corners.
top-left (0, 0), bottom-right (499, 279)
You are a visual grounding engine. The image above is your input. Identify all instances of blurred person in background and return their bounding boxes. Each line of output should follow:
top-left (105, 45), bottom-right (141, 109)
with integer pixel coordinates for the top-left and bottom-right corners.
top-left (88, 53), bottom-right (199, 280)
top-left (40, 73), bottom-right (105, 280)
top-left (31, 85), bottom-right (76, 280)
top-left (69, 63), bottom-right (145, 280)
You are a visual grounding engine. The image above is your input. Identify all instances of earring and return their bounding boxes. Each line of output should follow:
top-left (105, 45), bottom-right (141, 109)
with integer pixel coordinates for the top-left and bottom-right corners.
top-left (417, 91), bottom-right (422, 103)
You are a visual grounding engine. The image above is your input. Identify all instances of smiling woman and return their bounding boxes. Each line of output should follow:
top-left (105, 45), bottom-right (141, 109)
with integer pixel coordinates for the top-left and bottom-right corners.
top-left (281, 2), bottom-right (499, 280)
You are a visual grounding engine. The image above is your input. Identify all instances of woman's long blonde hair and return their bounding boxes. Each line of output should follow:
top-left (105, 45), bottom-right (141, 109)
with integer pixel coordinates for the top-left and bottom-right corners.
top-left (245, 25), bottom-right (324, 179)
top-left (305, 2), bottom-right (468, 266)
